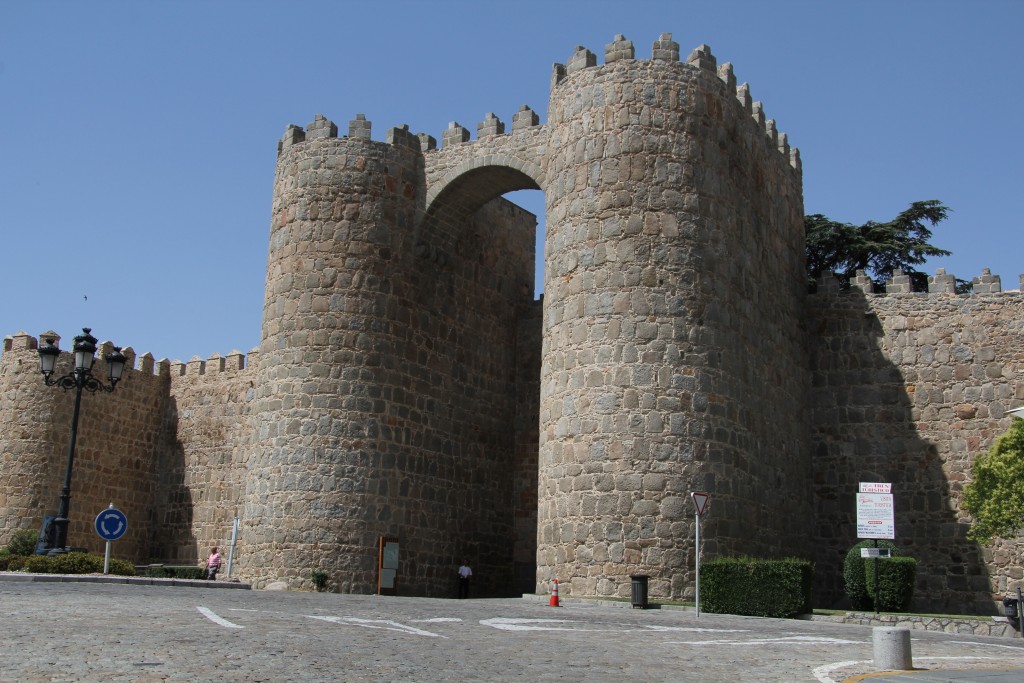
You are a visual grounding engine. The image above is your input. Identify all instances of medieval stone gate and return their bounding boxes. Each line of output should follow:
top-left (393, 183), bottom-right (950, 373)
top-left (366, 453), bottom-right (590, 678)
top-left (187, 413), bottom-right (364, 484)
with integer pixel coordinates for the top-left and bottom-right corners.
top-left (239, 33), bottom-right (809, 599)
top-left (2, 33), bottom-right (1020, 613)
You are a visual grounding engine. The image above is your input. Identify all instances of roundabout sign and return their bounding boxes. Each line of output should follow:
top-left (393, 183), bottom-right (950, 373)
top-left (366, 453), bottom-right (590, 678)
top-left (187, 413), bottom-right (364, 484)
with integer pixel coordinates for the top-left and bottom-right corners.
top-left (95, 504), bottom-right (127, 574)
top-left (95, 506), bottom-right (127, 541)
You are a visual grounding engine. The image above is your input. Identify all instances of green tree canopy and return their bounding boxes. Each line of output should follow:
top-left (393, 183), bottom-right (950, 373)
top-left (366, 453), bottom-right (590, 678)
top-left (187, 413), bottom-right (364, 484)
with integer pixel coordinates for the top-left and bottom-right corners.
top-left (962, 418), bottom-right (1024, 543)
top-left (805, 200), bottom-right (951, 289)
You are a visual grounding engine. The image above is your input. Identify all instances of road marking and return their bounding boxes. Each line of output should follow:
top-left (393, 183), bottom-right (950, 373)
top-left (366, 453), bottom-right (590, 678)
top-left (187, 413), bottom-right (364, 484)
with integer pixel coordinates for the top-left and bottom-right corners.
top-left (481, 617), bottom-right (628, 632)
top-left (813, 657), bottom-right (1005, 683)
top-left (812, 660), bottom-right (864, 683)
top-left (641, 625), bottom-right (747, 633)
top-left (949, 640), bottom-right (1024, 651)
top-left (307, 615), bottom-right (445, 638)
top-left (665, 635), bottom-right (862, 646)
top-left (413, 617), bottom-right (462, 623)
top-left (480, 618), bottom-right (748, 634)
top-left (197, 606), bottom-right (243, 629)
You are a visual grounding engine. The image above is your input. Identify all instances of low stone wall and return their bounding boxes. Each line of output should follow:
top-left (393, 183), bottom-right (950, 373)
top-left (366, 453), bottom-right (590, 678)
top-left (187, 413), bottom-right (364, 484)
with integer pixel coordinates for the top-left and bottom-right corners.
top-left (522, 594), bottom-right (1022, 638)
top-left (808, 611), bottom-right (1020, 639)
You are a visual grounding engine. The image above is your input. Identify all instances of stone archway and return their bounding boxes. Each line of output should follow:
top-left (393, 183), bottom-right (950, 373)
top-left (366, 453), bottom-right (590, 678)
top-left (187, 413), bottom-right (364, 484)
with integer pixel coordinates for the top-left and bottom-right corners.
top-left (416, 156), bottom-right (547, 595)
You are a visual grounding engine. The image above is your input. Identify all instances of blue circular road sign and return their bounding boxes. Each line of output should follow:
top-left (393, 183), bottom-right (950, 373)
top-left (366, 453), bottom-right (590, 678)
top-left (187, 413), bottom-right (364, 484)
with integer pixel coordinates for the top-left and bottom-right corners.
top-left (95, 507), bottom-right (128, 541)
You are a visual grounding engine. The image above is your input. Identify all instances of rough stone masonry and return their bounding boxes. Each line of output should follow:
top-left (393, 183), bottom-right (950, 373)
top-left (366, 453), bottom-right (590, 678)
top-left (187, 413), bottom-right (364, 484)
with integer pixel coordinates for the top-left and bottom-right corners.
top-left (1, 33), bottom-right (1021, 613)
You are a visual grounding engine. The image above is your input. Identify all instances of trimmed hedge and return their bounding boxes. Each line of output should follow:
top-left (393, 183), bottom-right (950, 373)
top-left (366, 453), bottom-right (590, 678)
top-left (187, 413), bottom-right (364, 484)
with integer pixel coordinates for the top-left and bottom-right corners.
top-left (139, 565), bottom-right (206, 580)
top-left (702, 557), bottom-right (813, 618)
top-left (864, 556), bottom-right (917, 612)
top-left (843, 540), bottom-right (901, 611)
top-left (0, 555), bottom-right (27, 571)
top-left (10, 552), bottom-right (135, 576)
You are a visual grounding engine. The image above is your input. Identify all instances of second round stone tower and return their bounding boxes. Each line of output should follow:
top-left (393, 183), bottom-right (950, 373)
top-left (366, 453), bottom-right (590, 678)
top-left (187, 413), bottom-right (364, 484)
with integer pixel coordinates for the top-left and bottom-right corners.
top-left (538, 36), bottom-right (811, 599)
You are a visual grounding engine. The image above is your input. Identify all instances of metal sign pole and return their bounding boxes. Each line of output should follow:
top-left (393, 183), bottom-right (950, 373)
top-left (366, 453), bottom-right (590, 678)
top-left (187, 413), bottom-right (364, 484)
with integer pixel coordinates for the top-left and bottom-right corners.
top-left (226, 516), bottom-right (239, 578)
top-left (690, 491), bottom-right (710, 618)
top-left (95, 502), bottom-right (126, 575)
top-left (873, 539), bottom-right (880, 615)
top-left (695, 510), bottom-right (701, 618)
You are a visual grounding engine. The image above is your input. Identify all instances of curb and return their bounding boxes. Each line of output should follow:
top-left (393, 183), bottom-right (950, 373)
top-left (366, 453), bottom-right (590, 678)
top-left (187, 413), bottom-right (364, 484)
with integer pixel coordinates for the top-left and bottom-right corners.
top-left (0, 572), bottom-right (251, 589)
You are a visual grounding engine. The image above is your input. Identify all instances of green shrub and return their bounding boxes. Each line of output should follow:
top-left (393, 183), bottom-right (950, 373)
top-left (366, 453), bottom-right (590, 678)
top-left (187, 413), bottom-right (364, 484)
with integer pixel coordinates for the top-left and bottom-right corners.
top-left (843, 540), bottom-right (900, 610)
top-left (139, 566), bottom-right (172, 578)
top-left (17, 552), bottom-right (136, 576)
top-left (5, 529), bottom-right (38, 556)
top-left (864, 556), bottom-right (917, 612)
top-left (5, 556), bottom-right (26, 571)
top-left (24, 554), bottom-right (52, 573)
top-left (139, 565), bottom-right (205, 580)
top-left (168, 566), bottom-right (205, 580)
top-left (311, 569), bottom-right (328, 592)
top-left (106, 558), bottom-right (137, 576)
top-left (702, 557), bottom-right (813, 618)
top-left (45, 552), bottom-right (103, 574)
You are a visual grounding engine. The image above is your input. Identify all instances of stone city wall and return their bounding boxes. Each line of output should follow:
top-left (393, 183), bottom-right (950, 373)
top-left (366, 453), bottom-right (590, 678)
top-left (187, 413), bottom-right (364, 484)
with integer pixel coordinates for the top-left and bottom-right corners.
top-left (159, 349), bottom-right (257, 563)
top-left (0, 332), bottom-right (169, 560)
top-left (809, 269), bottom-right (1024, 612)
top-left (0, 332), bottom-right (258, 566)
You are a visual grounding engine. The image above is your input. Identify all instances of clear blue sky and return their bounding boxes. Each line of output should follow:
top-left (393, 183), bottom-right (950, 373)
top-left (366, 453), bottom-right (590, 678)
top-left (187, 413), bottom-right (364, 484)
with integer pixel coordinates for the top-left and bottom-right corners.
top-left (1, 0), bottom-right (1020, 363)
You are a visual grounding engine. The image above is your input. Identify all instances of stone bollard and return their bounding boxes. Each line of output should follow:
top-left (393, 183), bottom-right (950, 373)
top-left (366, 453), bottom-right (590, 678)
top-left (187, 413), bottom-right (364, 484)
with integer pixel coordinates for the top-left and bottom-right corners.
top-left (873, 627), bottom-right (912, 671)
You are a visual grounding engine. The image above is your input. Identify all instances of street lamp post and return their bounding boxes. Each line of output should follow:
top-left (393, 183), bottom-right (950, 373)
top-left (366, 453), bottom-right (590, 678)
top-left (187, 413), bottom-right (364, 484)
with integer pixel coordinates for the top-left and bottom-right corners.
top-left (37, 328), bottom-right (126, 555)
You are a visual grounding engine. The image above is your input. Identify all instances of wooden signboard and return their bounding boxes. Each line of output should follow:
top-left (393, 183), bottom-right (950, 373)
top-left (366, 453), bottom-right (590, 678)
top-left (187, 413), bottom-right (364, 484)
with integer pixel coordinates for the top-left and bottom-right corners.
top-left (378, 536), bottom-right (399, 595)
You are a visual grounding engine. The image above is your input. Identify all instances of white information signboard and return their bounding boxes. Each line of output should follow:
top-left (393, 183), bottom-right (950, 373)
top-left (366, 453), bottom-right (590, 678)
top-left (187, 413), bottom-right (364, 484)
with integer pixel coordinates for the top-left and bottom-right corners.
top-left (856, 483), bottom-right (895, 540)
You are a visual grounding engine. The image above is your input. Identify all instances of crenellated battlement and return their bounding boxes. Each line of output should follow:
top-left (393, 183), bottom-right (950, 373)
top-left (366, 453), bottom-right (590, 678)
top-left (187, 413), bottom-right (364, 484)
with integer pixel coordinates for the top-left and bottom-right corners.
top-left (277, 105), bottom-right (545, 159)
top-left (547, 34), bottom-right (799, 171)
top-left (811, 268), bottom-right (1024, 297)
top-left (1, 331), bottom-right (259, 380)
top-left (167, 348), bottom-right (258, 378)
top-left (273, 35), bottom-right (797, 172)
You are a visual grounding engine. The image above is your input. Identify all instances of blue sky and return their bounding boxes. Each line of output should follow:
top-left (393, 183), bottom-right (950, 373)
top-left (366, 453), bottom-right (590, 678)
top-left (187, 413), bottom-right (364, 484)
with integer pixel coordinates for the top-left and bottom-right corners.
top-left (1, 0), bottom-right (1020, 363)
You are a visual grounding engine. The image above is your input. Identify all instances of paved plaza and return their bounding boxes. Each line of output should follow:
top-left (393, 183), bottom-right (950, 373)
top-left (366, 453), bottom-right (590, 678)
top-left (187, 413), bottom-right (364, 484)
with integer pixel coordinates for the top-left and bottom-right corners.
top-left (2, 581), bottom-right (1024, 682)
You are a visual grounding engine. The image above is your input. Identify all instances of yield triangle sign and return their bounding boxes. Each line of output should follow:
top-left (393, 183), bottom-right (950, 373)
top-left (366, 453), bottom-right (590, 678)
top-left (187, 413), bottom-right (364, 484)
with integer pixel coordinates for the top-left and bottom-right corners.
top-left (691, 491), bottom-right (711, 517)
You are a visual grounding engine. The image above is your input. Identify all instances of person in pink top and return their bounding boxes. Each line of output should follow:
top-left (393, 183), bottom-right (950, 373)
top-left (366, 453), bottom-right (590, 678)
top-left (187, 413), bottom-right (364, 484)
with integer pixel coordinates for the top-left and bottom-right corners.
top-left (205, 547), bottom-right (222, 580)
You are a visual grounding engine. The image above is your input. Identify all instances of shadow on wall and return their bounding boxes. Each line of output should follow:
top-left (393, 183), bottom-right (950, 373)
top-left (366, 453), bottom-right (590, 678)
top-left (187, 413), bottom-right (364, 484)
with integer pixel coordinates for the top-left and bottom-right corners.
top-left (810, 283), bottom-right (994, 614)
top-left (153, 395), bottom-right (196, 563)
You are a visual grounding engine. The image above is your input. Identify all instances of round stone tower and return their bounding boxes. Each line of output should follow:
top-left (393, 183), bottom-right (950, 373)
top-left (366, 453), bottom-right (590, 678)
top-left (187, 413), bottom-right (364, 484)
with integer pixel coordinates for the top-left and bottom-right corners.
top-left (0, 333), bottom-right (64, 543)
top-left (537, 36), bottom-right (811, 600)
top-left (239, 115), bottom-right (422, 590)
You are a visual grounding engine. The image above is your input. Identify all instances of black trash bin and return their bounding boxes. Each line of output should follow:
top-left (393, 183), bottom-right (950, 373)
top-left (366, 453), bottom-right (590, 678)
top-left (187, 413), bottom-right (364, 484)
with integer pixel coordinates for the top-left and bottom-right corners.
top-left (1003, 596), bottom-right (1019, 620)
top-left (630, 574), bottom-right (649, 609)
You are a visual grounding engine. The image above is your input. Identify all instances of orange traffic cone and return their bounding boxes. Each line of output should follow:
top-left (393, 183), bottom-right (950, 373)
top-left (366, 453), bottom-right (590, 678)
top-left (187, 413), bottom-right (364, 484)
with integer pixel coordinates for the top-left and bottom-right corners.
top-left (549, 579), bottom-right (560, 607)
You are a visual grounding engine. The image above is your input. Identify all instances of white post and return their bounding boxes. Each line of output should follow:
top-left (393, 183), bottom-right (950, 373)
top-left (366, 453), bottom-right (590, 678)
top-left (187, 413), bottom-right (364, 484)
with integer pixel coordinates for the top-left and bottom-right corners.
top-left (695, 511), bottom-right (701, 618)
top-left (102, 501), bottom-right (114, 574)
top-left (225, 516), bottom-right (239, 578)
top-left (873, 627), bottom-right (912, 670)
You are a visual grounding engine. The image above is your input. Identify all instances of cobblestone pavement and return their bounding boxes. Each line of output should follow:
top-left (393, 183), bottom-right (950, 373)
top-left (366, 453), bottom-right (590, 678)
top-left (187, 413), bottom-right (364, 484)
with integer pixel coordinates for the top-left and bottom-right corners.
top-left (2, 583), bottom-right (1024, 682)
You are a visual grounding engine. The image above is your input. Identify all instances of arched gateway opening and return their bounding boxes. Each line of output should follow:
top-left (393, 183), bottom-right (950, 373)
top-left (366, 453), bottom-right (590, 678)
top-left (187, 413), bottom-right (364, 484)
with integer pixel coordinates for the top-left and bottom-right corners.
top-left (417, 161), bottom-right (545, 596)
